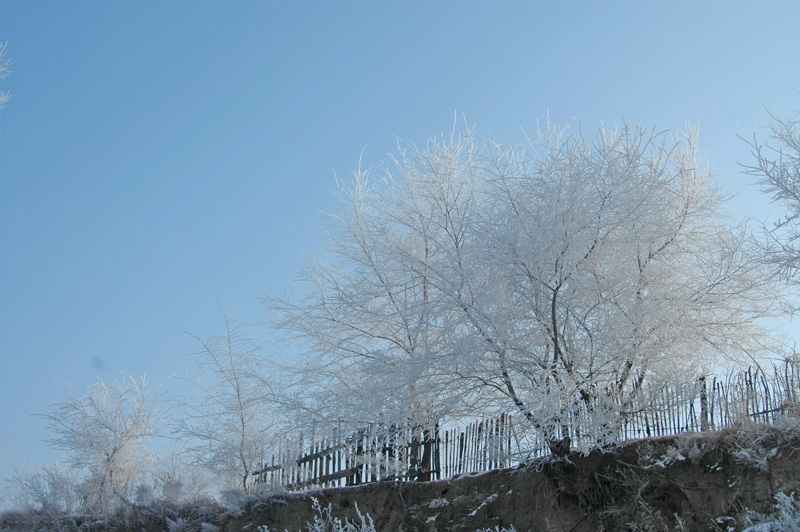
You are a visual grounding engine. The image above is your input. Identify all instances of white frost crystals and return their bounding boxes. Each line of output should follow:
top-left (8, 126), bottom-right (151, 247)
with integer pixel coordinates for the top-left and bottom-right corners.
top-left (266, 119), bottom-right (785, 451)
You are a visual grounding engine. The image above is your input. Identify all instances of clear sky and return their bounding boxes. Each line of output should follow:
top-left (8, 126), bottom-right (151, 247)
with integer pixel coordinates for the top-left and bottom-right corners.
top-left (1, 1), bottom-right (799, 485)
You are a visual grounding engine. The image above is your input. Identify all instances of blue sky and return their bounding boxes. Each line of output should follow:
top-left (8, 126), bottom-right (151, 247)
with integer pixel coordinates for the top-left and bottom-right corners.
top-left (1, 1), bottom-right (799, 484)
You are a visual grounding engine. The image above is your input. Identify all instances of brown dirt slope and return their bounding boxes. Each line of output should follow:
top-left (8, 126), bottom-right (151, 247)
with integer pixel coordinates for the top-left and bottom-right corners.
top-left (4, 424), bottom-right (799, 531)
top-left (230, 425), bottom-right (800, 532)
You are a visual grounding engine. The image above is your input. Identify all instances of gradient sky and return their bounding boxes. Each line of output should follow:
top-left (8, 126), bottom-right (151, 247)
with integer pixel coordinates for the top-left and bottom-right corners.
top-left (1, 1), bottom-right (799, 486)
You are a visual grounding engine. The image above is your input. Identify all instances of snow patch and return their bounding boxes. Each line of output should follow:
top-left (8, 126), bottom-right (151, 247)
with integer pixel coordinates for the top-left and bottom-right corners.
top-left (428, 498), bottom-right (449, 509)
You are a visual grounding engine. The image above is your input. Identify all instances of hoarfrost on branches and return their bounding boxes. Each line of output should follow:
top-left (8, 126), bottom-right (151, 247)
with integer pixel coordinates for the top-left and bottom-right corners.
top-left (743, 108), bottom-right (800, 283)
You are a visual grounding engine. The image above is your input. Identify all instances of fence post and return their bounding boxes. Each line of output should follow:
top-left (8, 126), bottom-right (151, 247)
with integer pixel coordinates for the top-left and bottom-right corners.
top-left (699, 376), bottom-right (709, 432)
top-left (418, 427), bottom-right (433, 482)
top-left (433, 423), bottom-right (441, 481)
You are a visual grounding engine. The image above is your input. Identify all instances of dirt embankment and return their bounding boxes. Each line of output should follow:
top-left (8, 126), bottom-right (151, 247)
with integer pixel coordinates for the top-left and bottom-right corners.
top-left (4, 425), bottom-right (799, 531)
top-left (229, 426), bottom-right (800, 532)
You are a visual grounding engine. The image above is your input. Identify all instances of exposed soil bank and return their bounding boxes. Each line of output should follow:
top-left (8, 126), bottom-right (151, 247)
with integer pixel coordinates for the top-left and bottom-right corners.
top-left (230, 426), bottom-right (800, 532)
top-left (4, 425), bottom-right (800, 531)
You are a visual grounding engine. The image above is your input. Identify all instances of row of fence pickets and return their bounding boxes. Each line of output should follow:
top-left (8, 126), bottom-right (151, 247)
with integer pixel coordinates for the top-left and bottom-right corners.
top-left (252, 362), bottom-right (800, 491)
top-left (253, 415), bottom-right (515, 490)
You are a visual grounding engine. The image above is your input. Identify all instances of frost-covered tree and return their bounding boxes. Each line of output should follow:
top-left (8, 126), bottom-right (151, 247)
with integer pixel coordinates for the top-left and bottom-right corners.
top-left (42, 375), bottom-right (163, 514)
top-left (268, 120), bottom-right (784, 451)
top-left (174, 313), bottom-right (277, 493)
top-left (468, 122), bottom-right (780, 443)
top-left (266, 136), bottom-right (491, 473)
top-left (266, 137), bottom-right (485, 476)
top-left (743, 109), bottom-right (800, 280)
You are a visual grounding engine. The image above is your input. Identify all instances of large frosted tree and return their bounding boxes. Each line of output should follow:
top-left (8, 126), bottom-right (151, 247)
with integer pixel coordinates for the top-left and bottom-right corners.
top-left (268, 120), bottom-right (784, 451)
top-left (466, 122), bottom-right (781, 443)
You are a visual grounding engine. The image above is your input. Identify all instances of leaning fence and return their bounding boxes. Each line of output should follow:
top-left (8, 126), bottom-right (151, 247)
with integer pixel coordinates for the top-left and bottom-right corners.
top-left (252, 360), bottom-right (800, 491)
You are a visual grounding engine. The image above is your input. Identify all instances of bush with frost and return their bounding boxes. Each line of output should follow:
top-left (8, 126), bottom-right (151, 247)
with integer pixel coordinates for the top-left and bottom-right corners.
top-left (744, 492), bottom-right (800, 532)
top-left (258, 497), bottom-right (375, 532)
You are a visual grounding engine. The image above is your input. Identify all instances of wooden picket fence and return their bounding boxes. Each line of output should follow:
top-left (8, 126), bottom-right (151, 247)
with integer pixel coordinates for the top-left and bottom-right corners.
top-left (252, 360), bottom-right (800, 491)
top-left (253, 416), bottom-right (516, 491)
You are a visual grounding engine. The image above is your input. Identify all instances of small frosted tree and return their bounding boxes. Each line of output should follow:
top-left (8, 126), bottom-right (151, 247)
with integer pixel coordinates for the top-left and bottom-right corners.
top-left (42, 375), bottom-right (163, 514)
top-left (174, 312), bottom-right (277, 493)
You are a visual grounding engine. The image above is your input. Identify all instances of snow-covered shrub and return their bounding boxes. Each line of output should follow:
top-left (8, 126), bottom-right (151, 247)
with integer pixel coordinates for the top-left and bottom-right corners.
top-left (636, 439), bottom-right (698, 470)
top-left (774, 403), bottom-right (800, 434)
top-left (428, 498), bottom-right (449, 509)
top-left (306, 498), bottom-right (374, 532)
top-left (734, 445), bottom-right (779, 471)
top-left (744, 492), bottom-right (800, 531)
top-left (649, 446), bottom-right (687, 469)
top-left (219, 488), bottom-right (263, 516)
top-left (6, 462), bottom-right (81, 516)
top-left (730, 427), bottom-right (783, 471)
top-left (673, 513), bottom-right (690, 532)
top-left (166, 516), bottom-right (191, 532)
top-left (259, 497), bottom-right (375, 532)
